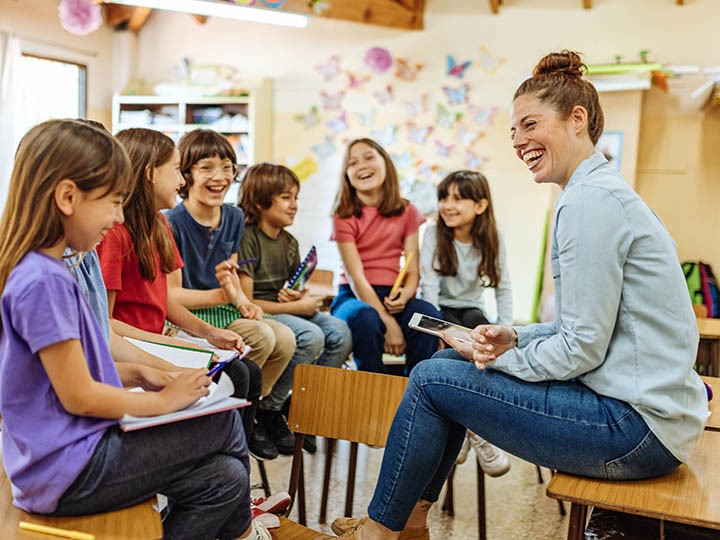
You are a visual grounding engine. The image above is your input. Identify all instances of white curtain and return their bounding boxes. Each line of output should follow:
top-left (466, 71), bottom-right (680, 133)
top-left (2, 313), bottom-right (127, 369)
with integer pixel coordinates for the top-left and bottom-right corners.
top-left (0, 32), bottom-right (24, 215)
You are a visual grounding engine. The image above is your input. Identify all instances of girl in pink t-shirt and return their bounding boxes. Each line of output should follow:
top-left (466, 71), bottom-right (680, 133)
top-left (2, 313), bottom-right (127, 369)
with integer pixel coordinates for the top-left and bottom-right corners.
top-left (330, 138), bottom-right (442, 374)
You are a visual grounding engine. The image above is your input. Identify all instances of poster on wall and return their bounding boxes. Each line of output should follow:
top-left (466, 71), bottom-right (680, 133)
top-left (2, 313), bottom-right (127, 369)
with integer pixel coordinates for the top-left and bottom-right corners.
top-left (596, 130), bottom-right (623, 172)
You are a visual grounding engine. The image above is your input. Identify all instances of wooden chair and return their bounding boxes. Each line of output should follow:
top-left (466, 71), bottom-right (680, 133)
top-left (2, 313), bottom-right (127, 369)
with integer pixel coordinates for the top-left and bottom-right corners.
top-left (0, 466), bottom-right (162, 540)
top-left (702, 375), bottom-right (719, 431)
top-left (546, 430), bottom-right (720, 540)
top-left (283, 364), bottom-right (408, 526)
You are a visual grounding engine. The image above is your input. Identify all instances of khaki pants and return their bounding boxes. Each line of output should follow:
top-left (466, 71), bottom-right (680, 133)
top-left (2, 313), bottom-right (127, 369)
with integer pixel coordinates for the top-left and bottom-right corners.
top-left (225, 317), bottom-right (295, 397)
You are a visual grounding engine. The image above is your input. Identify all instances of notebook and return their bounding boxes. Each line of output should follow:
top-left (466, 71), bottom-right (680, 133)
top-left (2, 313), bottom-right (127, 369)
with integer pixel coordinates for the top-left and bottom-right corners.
top-left (125, 337), bottom-right (215, 369)
top-left (119, 375), bottom-right (248, 432)
top-left (285, 245), bottom-right (318, 290)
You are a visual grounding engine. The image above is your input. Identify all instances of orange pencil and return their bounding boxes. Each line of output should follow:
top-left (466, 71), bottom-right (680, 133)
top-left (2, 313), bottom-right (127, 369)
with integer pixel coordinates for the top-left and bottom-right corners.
top-left (389, 252), bottom-right (413, 298)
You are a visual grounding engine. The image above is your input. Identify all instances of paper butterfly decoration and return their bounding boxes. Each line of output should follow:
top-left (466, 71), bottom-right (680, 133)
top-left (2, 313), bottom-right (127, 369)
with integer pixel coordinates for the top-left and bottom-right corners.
top-left (311, 136), bottom-right (336, 159)
top-left (326, 110), bottom-right (348, 134)
top-left (259, 0), bottom-right (287, 7)
top-left (320, 90), bottom-right (345, 110)
top-left (443, 84), bottom-right (470, 106)
top-left (456, 124), bottom-right (480, 147)
top-left (315, 55), bottom-right (341, 81)
top-left (465, 150), bottom-right (486, 170)
top-left (391, 150), bottom-right (412, 169)
top-left (434, 139), bottom-right (454, 157)
top-left (395, 58), bottom-right (423, 81)
top-left (308, 0), bottom-right (330, 15)
top-left (403, 94), bottom-right (428, 116)
top-left (415, 160), bottom-right (437, 180)
top-left (355, 109), bottom-right (375, 126)
top-left (294, 105), bottom-right (320, 130)
top-left (373, 84), bottom-right (394, 104)
top-left (407, 122), bottom-right (433, 145)
top-left (468, 104), bottom-right (497, 127)
top-left (346, 71), bottom-right (371, 90)
top-left (477, 46), bottom-right (506, 74)
top-left (446, 54), bottom-right (472, 79)
top-left (370, 124), bottom-right (398, 148)
top-left (436, 104), bottom-right (462, 129)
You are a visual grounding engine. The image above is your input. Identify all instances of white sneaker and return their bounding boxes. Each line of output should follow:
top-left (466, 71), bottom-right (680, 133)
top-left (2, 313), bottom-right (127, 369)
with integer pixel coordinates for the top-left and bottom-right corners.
top-left (249, 520), bottom-right (272, 540)
top-left (468, 431), bottom-right (510, 477)
top-left (455, 432), bottom-right (471, 464)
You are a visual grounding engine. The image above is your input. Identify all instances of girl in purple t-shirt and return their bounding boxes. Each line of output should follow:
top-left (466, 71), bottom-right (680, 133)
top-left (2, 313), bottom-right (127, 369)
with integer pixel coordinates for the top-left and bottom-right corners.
top-left (330, 138), bottom-right (442, 374)
top-left (0, 120), bottom-right (268, 540)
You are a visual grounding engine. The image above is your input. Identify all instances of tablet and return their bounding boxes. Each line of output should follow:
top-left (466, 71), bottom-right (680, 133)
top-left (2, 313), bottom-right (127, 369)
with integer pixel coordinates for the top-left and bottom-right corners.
top-left (408, 313), bottom-right (473, 343)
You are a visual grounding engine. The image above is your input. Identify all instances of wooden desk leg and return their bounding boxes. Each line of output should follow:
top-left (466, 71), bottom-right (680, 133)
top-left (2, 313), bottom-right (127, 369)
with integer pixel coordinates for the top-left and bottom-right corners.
top-left (319, 438), bottom-right (335, 524)
top-left (476, 460), bottom-right (486, 540)
top-left (567, 503), bottom-right (588, 540)
top-left (711, 340), bottom-right (719, 377)
top-left (345, 442), bottom-right (359, 517)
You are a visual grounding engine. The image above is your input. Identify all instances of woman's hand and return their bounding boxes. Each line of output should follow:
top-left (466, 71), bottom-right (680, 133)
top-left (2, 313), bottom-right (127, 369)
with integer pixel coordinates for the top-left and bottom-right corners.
top-left (158, 368), bottom-right (211, 412)
top-left (383, 317), bottom-right (406, 356)
top-left (440, 332), bottom-right (474, 360)
top-left (470, 325), bottom-right (517, 369)
top-left (383, 289), bottom-right (409, 314)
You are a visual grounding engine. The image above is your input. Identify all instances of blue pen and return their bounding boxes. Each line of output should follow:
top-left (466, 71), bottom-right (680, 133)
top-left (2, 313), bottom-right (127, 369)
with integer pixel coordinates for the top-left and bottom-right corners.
top-left (207, 360), bottom-right (230, 377)
top-left (236, 257), bottom-right (257, 266)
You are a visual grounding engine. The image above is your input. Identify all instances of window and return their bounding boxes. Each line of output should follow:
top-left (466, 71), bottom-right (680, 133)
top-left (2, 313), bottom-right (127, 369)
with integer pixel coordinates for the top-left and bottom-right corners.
top-left (20, 53), bottom-right (87, 125)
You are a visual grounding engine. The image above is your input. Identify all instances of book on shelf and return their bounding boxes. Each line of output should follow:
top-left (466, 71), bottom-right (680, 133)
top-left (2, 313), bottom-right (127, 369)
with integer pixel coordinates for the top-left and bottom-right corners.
top-left (284, 245), bottom-right (318, 291)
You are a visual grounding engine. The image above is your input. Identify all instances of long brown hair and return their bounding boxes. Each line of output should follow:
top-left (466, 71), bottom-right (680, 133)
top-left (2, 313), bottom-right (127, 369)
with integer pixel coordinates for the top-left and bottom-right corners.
top-left (514, 50), bottom-right (604, 145)
top-left (0, 119), bottom-right (131, 295)
top-left (333, 138), bottom-right (406, 218)
top-left (240, 163), bottom-right (300, 227)
top-left (115, 128), bottom-right (177, 281)
top-left (434, 170), bottom-right (500, 287)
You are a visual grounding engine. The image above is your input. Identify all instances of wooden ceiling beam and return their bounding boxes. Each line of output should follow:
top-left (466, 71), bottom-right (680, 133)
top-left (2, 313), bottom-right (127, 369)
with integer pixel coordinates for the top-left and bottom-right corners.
top-left (583, 0), bottom-right (592, 8)
top-left (488, 0), bottom-right (501, 14)
top-left (190, 14), bottom-right (209, 24)
top-left (676, 0), bottom-right (684, 4)
top-left (285, 0), bottom-right (424, 29)
top-left (127, 6), bottom-right (152, 33)
top-left (104, 4), bottom-right (134, 28)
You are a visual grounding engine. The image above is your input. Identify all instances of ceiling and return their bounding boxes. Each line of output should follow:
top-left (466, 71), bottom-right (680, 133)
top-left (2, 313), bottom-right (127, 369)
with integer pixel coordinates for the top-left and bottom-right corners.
top-left (102, 0), bottom-right (689, 33)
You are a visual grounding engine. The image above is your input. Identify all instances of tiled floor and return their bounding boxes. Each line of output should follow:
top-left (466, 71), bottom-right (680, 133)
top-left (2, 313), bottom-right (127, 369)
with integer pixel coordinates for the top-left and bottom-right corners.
top-left (252, 440), bottom-right (570, 539)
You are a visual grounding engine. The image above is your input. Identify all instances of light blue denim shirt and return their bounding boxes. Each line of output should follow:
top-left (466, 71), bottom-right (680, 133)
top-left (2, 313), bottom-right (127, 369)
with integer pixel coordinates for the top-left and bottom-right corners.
top-left (492, 152), bottom-right (707, 462)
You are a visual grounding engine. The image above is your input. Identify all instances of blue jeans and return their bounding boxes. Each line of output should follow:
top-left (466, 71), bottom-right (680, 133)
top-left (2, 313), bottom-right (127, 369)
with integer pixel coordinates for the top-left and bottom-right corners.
top-left (262, 312), bottom-right (352, 410)
top-left (51, 410), bottom-right (250, 540)
top-left (331, 284), bottom-right (441, 375)
top-left (368, 353), bottom-right (681, 531)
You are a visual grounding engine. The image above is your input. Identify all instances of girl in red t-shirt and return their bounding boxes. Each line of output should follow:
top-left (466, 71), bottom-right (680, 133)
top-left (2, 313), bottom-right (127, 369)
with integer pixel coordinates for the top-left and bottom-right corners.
top-left (330, 137), bottom-right (442, 374)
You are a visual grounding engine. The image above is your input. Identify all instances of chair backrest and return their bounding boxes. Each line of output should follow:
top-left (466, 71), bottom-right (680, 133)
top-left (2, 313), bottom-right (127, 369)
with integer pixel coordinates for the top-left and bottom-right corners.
top-left (285, 365), bottom-right (408, 511)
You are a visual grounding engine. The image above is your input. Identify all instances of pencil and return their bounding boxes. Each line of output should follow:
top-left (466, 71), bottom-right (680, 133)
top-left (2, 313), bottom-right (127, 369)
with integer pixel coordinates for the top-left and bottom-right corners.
top-left (19, 521), bottom-right (95, 540)
top-left (389, 252), bottom-right (413, 298)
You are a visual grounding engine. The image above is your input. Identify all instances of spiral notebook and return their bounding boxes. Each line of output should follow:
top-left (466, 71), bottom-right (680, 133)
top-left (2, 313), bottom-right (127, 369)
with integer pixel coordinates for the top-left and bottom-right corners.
top-left (284, 245), bottom-right (318, 290)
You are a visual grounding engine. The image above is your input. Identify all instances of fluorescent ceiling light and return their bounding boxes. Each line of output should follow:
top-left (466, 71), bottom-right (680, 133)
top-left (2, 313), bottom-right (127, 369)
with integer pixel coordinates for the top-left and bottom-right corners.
top-left (109, 0), bottom-right (309, 28)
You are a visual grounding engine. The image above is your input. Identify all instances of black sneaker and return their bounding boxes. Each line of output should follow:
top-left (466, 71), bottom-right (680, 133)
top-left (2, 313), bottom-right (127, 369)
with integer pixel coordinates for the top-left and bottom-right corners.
top-left (256, 409), bottom-right (295, 455)
top-left (303, 435), bottom-right (317, 454)
top-left (248, 422), bottom-right (279, 461)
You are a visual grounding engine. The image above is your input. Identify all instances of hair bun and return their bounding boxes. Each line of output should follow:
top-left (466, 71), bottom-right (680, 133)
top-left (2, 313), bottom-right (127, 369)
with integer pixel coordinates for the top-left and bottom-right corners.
top-left (532, 50), bottom-right (586, 79)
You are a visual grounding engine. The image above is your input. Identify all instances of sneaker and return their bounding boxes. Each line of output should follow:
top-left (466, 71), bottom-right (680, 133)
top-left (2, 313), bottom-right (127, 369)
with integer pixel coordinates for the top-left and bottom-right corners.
top-left (256, 409), bottom-right (295, 455)
top-left (455, 433), bottom-right (471, 465)
top-left (249, 520), bottom-right (273, 539)
top-left (252, 491), bottom-right (292, 515)
top-left (248, 422), bottom-right (279, 461)
top-left (303, 434), bottom-right (317, 454)
top-left (251, 506), bottom-right (280, 529)
top-left (331, 516), bottom-right (429, 540)
top-left (468, 431), bottom-right (510, 477)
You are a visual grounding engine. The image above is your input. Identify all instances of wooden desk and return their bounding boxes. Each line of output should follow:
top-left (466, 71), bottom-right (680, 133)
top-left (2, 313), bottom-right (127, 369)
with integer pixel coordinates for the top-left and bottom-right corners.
top-left (547, 431), bottom-right (720, 540)
top-left (697, 318), bottom-right (720, 376)
top-left (702, 376), bottom-right (720, 432)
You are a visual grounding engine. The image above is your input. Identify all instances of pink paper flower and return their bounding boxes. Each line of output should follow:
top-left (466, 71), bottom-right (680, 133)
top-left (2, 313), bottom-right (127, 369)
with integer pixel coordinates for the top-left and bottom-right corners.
top-left (364, 47), bottom-right (393, 74)
top-left (58, 0), bottom-right (102, 36)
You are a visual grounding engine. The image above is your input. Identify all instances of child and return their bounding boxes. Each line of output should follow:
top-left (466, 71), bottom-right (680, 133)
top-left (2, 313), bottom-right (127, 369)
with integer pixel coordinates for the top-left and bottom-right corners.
top-left (233, 163), bottom-right (352, 454)
top-left (0, 119), bottom-right (267, 540)
top-left (95, 128), bottom-right (262, 457)
top-left (420, 170), bottom-right (512, 477)
top-left (166, 129), bottom-right (295, 461)
top-left (330, 138), bottom-right (441, 374)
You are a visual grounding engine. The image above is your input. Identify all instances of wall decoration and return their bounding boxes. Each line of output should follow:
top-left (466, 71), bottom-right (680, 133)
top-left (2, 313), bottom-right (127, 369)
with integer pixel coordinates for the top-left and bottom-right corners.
top-left (434, 139), bottom-right (454, 157)
top-left (595, 130), bottom-right (623, 172)
top-left (308, 0), bottom-right (331, 15)
top-left (446, 54), bottom-right (472, 79)
top-left (456, 124), bottom-right (481, 147)
top-left (319, 90), bottom-right (345, 110)
top-left (233, 0), bottom-right (257, 5)
top-left (356, 109), bottom-right (375, 126)
top-left (311, 136), bottom-right (336, 158)
top-left (295, 105), bottom-right (320, 129)
top-left (364, 47), bottom-right (393, 74)
top-left (370, 123), bottom-right (398, 148)
top-left (395, 58), bottom-right (423, 81)
top-left (373, 84), bottom-right (394, 104)
top-left (436, 103), bottom-right (462, 129)
top-left (407, 122), bottom-right (433, 145)
top-left (403, 94), bottom-right (429, 116)
top-left (443, 84), bottom-right (470, 105)
top-left (58, 0), bottom-right (102, 36)
top-left (315, 55), bottom-right (341, 81)
top-left (258, 0), bottom-right (287, 8)
top-left (391, 151), bottom-right (412, 168)
top-left (325, 110), bottom-right (348, 134)
top-left (468, 104), bottom-right (496, 127)
top-left (290, 157), bottom-right (319, 182)
top-left (465, 150), bottom-right (486, 170)
top-left (477, 46), bottom-right (506, 74)
top-left (346, 71), bottom-right (371, 90)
